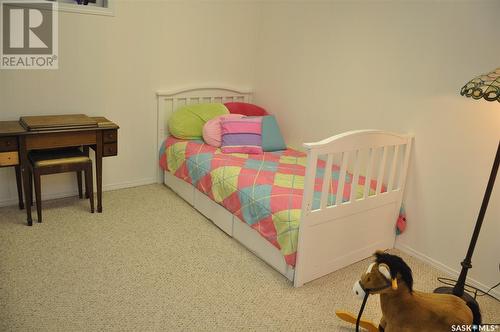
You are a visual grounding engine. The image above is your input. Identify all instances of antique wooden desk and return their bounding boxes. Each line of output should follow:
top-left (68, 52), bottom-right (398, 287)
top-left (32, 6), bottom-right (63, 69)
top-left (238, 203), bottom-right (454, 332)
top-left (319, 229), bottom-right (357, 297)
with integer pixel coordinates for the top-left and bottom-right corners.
top-left (0, 115), bottom-right (119, 226)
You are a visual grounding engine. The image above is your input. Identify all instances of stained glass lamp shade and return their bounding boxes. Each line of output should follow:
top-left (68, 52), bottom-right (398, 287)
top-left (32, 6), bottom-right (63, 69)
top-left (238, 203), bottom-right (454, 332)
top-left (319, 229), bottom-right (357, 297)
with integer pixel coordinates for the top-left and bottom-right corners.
top-left (460, 67), bottom-right (500, 102)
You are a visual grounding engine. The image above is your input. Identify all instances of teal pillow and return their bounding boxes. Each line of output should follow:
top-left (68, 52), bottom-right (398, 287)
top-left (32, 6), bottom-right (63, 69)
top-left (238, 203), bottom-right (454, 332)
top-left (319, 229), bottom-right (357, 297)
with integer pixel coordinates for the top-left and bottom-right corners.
top-left (261, 115), bottom-right (286, 151)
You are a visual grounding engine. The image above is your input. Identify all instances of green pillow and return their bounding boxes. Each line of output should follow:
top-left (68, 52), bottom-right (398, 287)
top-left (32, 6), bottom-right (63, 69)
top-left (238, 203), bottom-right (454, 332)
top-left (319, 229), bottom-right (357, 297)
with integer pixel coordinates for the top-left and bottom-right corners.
top-left (261, 115), bottom-right (286, 151)
top-left (168, 103), bottom-right (229, 139)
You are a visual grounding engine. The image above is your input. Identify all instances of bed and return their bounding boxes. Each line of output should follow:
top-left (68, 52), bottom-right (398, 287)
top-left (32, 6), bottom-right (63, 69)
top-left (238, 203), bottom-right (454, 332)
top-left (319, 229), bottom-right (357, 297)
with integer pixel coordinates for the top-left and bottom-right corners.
top-left (156, 86), bottom-right (413, 287)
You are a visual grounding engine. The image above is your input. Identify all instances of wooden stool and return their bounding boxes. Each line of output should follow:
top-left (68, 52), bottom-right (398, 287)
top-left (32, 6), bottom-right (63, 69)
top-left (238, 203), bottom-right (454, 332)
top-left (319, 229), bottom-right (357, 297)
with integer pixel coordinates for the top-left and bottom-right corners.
top-left (29, 148), bottom-right (94, 223)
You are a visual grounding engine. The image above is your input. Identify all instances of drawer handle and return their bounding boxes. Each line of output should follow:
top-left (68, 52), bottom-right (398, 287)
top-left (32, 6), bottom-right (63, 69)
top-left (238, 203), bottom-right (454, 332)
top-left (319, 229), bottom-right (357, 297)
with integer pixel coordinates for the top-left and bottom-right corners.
top-left (6, 141), bottom-right (11, 146)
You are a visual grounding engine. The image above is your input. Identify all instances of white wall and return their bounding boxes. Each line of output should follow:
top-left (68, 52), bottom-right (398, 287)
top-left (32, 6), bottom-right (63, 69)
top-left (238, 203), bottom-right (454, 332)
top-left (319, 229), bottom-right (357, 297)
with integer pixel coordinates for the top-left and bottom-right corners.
top-left (0, 1), bottom-right (259, 204)
top-left (252, 1), bottom-right (500, 296)
top-left (1, 0), bottom-right (498, 297)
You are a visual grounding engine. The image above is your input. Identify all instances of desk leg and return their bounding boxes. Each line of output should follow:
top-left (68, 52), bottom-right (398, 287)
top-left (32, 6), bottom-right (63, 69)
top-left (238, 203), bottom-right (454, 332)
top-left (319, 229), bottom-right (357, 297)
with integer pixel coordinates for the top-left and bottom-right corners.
top-left (14, 165), bottom-right (24, 210)
top-left (19, 137), bottom-right (33, 226)
top-left (96, 132), bottom-right (103, 213)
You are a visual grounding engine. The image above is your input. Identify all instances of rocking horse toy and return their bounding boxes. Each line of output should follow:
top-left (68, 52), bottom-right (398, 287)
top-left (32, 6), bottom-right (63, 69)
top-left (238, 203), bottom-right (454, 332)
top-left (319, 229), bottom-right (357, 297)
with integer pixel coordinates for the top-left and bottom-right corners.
top-left (336, 251), bottom-right (481, 332)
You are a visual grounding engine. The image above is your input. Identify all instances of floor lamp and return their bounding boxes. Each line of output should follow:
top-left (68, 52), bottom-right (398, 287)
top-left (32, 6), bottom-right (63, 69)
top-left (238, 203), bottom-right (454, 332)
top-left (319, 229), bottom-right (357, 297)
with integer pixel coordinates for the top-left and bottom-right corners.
top-left (434, 67), bottom-right (500, 308)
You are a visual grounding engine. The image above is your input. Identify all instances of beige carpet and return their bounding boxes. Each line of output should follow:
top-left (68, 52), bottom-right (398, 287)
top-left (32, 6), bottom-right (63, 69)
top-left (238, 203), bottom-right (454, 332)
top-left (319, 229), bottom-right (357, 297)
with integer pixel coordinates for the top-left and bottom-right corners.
top-left (0, 184), bottom-right (498, 331)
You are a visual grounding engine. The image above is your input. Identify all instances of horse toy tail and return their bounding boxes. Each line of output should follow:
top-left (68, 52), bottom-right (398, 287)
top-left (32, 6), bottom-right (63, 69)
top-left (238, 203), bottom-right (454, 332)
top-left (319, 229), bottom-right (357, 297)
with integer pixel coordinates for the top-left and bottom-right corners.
top-left (335, 310), bottom-right (380, 332)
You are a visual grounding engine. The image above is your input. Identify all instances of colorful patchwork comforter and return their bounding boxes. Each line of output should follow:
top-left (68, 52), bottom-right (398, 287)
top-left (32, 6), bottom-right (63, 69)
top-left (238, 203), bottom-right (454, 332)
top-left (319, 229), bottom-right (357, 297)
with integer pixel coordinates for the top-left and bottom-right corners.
top-left (159, 137), bottom-right (389, 267)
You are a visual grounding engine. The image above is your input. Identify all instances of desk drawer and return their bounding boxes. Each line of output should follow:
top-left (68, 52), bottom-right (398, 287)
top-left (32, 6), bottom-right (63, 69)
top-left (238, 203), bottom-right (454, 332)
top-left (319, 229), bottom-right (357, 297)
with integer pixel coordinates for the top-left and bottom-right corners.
top-left (26, 131), bottom-right (97, 150)
top-left (0, 151), bottom-right (19, 166)
top-left (103, 130), bottom-right (117, 143)
top-left (0, 136), bottom-right (18, 152)
top-left (103, 143), bottom-right (117, 156)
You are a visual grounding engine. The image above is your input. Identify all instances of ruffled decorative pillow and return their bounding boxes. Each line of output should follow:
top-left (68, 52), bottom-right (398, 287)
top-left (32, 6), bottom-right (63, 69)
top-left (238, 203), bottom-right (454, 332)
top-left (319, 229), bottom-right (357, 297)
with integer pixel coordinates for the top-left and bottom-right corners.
top-left (220, 117), bottom-right (263, 154)
top-left (202, 114), bottom-right (245, 147)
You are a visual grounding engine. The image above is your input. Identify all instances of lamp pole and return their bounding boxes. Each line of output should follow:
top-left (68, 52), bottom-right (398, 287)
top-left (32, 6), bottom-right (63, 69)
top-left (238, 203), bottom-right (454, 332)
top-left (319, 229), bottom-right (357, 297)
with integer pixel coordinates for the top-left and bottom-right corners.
top-left (434, 140), bottom-right (499, 305)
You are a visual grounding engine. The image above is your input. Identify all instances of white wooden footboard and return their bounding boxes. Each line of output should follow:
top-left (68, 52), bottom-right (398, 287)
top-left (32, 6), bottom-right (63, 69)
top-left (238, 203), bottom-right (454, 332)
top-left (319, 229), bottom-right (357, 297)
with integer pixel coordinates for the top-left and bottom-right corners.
top-left (294, 130), bottom-right (413, 287)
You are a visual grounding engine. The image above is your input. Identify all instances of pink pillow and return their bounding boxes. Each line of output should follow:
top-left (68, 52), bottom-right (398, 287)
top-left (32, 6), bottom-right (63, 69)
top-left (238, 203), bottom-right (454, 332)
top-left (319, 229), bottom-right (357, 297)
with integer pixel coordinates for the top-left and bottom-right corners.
top-left (202, 114), bottom-right (244, 147)
top-left (224, 102), bottom-right (268, 116)
top-left (221, 117), bottom-right (263, 154)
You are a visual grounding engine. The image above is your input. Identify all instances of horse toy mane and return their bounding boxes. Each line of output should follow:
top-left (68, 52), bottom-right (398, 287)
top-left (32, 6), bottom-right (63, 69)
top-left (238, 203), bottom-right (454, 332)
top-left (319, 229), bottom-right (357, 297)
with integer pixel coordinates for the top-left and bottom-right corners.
top-left (336, 251), bottom-right (480, 332)
top-left (374, 251), bottom-right (413, 292)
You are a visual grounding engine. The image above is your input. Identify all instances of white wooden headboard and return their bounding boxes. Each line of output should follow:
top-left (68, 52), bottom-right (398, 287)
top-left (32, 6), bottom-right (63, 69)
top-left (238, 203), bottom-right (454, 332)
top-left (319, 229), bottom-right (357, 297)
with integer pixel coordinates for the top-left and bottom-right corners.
top-left (156, 85), bottom-right (253, 182)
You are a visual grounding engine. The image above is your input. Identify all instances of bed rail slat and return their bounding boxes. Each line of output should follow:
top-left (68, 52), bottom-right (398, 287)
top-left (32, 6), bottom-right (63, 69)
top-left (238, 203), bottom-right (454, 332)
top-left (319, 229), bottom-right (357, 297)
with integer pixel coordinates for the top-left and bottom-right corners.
top-left (320, 154), bottom-right (334, 209)
top-left (387, 145), bottom-right (399, 191)
top-left (350, 150), bottom-right (361, 202)
top-left (335, 151), bottom-right (349, 206)
top-left (399, 143), bottom-right (412, 191)
top-left (303, 151), bottom-right (318, 214)
top-left (172, 99), bottom-right (178, 114)
top-left (376, 146), bottom-right (388, 194)
top-left (363, 148), bottom-right (375, 198)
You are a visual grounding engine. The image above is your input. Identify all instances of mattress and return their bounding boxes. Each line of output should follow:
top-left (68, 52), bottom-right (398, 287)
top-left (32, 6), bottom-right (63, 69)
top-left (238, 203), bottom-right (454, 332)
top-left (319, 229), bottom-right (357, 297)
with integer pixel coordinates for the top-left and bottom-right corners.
top-left (159, 137), bottom-right (382, 267)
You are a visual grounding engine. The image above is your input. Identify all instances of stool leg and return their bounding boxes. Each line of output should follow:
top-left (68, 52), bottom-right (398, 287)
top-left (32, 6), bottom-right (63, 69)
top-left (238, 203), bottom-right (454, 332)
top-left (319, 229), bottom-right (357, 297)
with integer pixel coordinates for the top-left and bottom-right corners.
top-left (33, 169), bottom-right (42, 223)
top-left (15, 165), bottom-right (24, 210)
top-left (85, 164), bottom-right (94, 213)
top-left (76, 171), bottom-right (83, 199)
top-left (28, 168), bottom-right (33, 207)
top-left (83, 146), bottom-right (90, 198)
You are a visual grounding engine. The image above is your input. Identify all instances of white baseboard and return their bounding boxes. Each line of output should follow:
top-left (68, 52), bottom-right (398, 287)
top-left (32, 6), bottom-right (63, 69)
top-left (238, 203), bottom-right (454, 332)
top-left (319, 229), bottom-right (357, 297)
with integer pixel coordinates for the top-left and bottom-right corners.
top-left (101, 177), bottom-right (157, 192)
top-left (395, 242), bottom-right (500, 300)
top-left (0, 177), bottom-right (156, 208)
